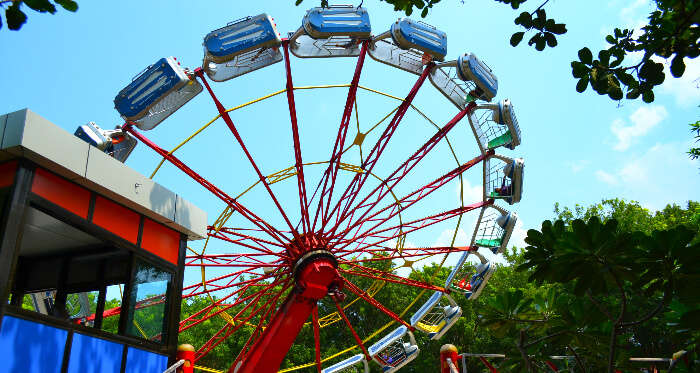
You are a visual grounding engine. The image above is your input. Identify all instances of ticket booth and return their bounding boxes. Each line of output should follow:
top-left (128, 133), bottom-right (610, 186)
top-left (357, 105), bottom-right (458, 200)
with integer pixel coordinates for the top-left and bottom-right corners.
top-left (0, 109), bottom-right (207, 373)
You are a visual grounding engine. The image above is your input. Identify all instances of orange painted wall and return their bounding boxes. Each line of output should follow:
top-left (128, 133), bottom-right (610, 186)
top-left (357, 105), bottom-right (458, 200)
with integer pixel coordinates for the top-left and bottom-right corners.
top-left (31, 168), bottom-right (90, 218)
top-left (141, 218), bottom-right (180, 265)
top-left (92, 196), bottom-right (140, 244)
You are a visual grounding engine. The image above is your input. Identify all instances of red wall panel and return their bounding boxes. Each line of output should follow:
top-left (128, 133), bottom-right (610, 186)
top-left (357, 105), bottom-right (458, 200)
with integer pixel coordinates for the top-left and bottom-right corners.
top-left (31, 168), bottom-right (90, 218)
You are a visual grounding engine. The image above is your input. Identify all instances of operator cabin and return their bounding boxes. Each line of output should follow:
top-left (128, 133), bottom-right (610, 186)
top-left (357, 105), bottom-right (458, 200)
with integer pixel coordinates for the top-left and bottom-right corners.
top-left (0, 109), bottom-right (207, 373)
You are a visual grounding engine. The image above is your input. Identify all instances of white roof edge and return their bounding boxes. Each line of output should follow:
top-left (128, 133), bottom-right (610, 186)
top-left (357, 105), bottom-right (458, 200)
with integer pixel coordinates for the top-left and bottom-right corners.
top-left (0, 108), bottom-right (207, 240)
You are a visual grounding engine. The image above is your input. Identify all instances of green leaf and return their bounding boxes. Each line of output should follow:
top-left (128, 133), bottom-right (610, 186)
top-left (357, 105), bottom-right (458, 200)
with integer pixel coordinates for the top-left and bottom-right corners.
top-left (6, 3), bottom-right (27, 30)
top-left (598, 50), bottom-right (610, 66)
top-left (614, 70), bottom-right (636, 87)
top-left (578, 47), bottom-right (593, 65)
top-left (642, 89), bottom-right (655, 103)
top-left (510, 31), bottom-right (525, 47)
top-left (626, 89), bottom-right (641, 99)
top-left (421, 7), bottom-right (429, 17)
top-left (606, 35), bottom-right (615, 44)
top-left (534, 34), bottom-right (546, 51)
top-left (514, 11), bottom-right (532, 28)
top-left (545, 32), bottom-right (557, 47)
top-left (295, 0), bottom-right (303, 5)
top-left (24, 0), bottom-right (57, 13)
top-left (670, 54), bottom-right (686, 78)
top-left (548, 23), bottom-right (567, 35)
top-left (608, 87), bottom-right (623, 100)
top-left (576, 77), bottom-right (589, 93)
top-left (571, 61), bottom-right (588, 78)
top-left (54, 0), bottom-right (79, 12)
top-left (405, 5), bottom-right (413, 16)
top-left (576, 76), bottom-right (588, 93)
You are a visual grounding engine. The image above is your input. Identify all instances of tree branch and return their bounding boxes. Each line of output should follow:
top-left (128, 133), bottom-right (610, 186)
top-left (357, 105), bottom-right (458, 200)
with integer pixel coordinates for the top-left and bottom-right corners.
top-left (568, 345), bottom-right (586, 373)
top-left (523, 330), bottom-right (568, 348)
top-left (518, 329), bottom-right (534, 372)
top-left (586, 291), bottom-right (615, 322)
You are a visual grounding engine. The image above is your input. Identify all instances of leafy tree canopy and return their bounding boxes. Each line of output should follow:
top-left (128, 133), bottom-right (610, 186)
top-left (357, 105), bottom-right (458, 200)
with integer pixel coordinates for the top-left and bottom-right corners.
top-left (0, 0), bottom-right (77, 31)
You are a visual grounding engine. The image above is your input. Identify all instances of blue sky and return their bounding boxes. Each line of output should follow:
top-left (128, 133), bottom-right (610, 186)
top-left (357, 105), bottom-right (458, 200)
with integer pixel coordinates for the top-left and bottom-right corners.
top-left (1, 1), bottom-right (698, 275)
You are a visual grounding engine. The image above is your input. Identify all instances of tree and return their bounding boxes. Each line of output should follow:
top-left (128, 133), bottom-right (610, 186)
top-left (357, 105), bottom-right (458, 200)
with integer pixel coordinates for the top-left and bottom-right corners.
top-left (478, 200), bottom-right (700, 372)
top-left (0, 0), bottom-right (78, 31)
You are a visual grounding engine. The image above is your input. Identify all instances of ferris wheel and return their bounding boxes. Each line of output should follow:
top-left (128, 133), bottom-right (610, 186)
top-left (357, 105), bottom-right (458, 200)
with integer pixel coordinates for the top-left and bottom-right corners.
top-left (88, 5), bottom-right (525, 373)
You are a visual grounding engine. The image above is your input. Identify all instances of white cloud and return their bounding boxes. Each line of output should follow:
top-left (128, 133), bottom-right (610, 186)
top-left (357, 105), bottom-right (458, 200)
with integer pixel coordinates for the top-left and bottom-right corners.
top-left (593, 141), bottom-right (699, 211)
top-left (610, 105), bottom-right (668, 151)
top-left (596, 170), bottom-right (619, 185)
top-left (456, 178), bottom-right (483, 203)
top-left (567, 160), bottom-right (590, 173)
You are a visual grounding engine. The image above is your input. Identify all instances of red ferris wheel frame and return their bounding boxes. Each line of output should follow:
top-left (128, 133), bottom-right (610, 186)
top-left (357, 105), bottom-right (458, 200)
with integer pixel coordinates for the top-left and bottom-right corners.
top-left (121, 39), bottom-right (490, 373)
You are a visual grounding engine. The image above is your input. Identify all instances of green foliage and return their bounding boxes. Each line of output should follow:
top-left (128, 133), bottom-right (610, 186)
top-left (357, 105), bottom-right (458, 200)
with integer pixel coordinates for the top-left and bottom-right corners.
top-left (0, 0), bottom-right (78, 31)
top-left (571, 1), bottom-right (700, 103)
top-left (477, 199), bottom-right (700, 372)
top-left (690, 120), bottom-right (700, 161)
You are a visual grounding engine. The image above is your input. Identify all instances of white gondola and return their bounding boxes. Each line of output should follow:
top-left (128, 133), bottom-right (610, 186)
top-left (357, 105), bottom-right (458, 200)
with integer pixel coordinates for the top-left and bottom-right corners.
top-left (74, 121), bottom-right (137, 163)
top-left (114, 57), bottom-right (203, 131)
top-left (202, 14), bottom-right (283, 82)
top-left (484, 154), bottom-right (524, 205)
top-left (322, 354), bottom-right (370, 373)
top-left (446, 251), bottom-right (496, 300)
top-left (368, 18), bottom-right (446, 75)
top-left (289, 5), bottom-right (371, 58)
top-left (410, 291), bottom-right (461, 340)
top-left (429, 53), bottom-right (498, 109)
top-left (471, 205), bottom-right (518, 255)
top-left (468, 98), bottom-right (521, 152)
top-left (368, 325), bottom-right (419, 372)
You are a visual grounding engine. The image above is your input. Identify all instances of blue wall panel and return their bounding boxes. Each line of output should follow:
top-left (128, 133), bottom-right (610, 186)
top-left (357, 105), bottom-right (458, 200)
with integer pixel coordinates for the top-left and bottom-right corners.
top-left (124, 346), bottom-right (168, 373)
top-left (67, 332), bottom-right (123, 373)
top-left (0, 316), bottom-right (67, 373)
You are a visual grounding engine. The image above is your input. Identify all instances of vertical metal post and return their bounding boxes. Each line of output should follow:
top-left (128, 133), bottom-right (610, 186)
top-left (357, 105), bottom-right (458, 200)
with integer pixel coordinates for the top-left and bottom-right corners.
top-left (0, 161), bottom-right (33, 328)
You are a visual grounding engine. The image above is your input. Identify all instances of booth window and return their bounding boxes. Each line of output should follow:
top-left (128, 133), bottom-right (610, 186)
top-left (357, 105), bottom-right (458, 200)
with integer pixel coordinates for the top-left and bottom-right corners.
top-left (125, 259), bottom-right (172, 342)
top-left (6, 204), bottom-right (174, 346)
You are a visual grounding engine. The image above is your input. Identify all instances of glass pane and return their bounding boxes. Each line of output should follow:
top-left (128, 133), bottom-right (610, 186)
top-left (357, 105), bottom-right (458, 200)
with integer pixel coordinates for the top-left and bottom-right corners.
top-left (126, 260), bottom-right (172, 343)
top-left (101, 284), bottom-right (124, 334)
top-left (67, 291), bottom-right (99, 326)
top-left (24, 290), bottom-right (56, 314)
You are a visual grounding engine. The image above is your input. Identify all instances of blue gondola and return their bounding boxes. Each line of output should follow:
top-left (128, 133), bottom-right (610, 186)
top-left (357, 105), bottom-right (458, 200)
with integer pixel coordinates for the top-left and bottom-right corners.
top-left (369, 18), bottom-right (446, 75)
top-left (321, 354), bottom-right (369, 373)
top-left (114, 57), bottom-right (202, 130)
top-left (457, 53), bottom-right (498, 102)
top-left (203, 14), bottom-right (283, 81)
top-left (290, 5), bottom-right (371, 58)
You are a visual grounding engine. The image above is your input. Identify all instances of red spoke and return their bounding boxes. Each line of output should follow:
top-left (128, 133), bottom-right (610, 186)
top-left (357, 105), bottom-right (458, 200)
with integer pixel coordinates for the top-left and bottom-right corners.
top-left (180, 276), bottom-right (288, 332)
top-left (207, 231), bottom-right (287, 258)
top-left (330, 106), bottom-right (484, 241)
top-left (342, 276), bottom-right (413, 331)
top-left (335, 150), bottom-right (491, 243)
top-left (339, 262), bottom-right (446, 293)
top-left (282, 41), bottom-right (311, 235)
top-left (322, 64), bottom-right (434, 234)
top-left (213, 227), bottom-right (286, 248)
top-left (312, 304), bottom-right (322, 373)
top-left (335, 201), bottom-right (491, 258)
top-left (195, 280), bottom-right (292, 362)
top-left (337, 246), bottom-right (474, 262)
top-left (480, 357), bottom-right (500, 373)
top-left (122, 124), bottom-right (289, 245)
top-left (312, 41), bottom-right (369, 232)
top-left (182, 269), bottom-right (274, 298)
top-left (333, 297), bottom-right (371, 360)
top-left (195, 69), bottom-right (300, 241)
